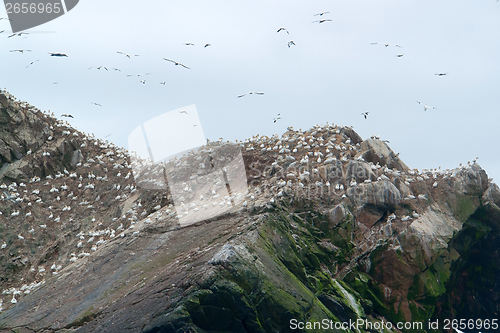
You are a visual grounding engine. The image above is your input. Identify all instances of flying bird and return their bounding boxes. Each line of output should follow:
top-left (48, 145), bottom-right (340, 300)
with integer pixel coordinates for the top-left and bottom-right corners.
top-left (127, 73), bottom-right (150, 77)
top-left (112, 68), bottom-right (121, 72)
top-left (117, 51), bottom-right (139, 58)
top-left (25, 59), bottom-right (39, 68)
top-left (314, 12), bottom-right (330, 16)
top-left (277, 27), bottom-right (289, 34)
top-left (274, 113), bottom-right (281, 123)
top-left (10, 49), bottom-right (31, 53)
top-left (0, 17), bottom-right (11, 21)
top-left (61, 113), bottom-right (74, 118)
top-left (435, 73), bottom-right (448, 76)
top-left (179, 110), bottom-right (189, 115)
top-left (238, 92), bottom-right (264, 98)
top-left (160, 82), bottom-right (166, 85)
top-left (371, 43), bottom-right (402, 48)
top-left (89, 66), bottom-right (108, 71)
top-left (91, 102), bottom-right (102, 107)
top-left (2, 190), bottom-right (20, 207)
top-left (49, 52), bottom-right (68, 57)
top-left (312, 19), bottom-right (332, 23)
top-left (396, 54), bottom-right (405, 57)
top-left (361, 112), bottom-right (369, 119)
top-left (8, 32), bottom-right (28, 38)
top-left (184, 43), bottom-right (195, 46)
top-left (416, 101), bottom-right (436, 111)
top-left (287, 41), bottom-right (296, 47)
top-left (204, 43), bottom-right (211, 47)
top-left (140, 80), bottom-right (146, 84)
top-left (163, 58), bottom-right (190, 69)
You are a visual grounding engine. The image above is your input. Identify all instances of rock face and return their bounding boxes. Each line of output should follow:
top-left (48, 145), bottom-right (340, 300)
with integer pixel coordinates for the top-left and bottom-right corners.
top-left (0, 90), bottom-right (499, 332)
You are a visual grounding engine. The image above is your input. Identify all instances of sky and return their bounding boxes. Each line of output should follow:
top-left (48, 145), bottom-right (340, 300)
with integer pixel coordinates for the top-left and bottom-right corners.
top-left (1, 0), bottom-right (500, 182)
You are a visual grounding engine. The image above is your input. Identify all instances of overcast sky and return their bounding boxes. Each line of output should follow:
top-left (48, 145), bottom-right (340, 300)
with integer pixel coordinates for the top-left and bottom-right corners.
top-left (1, 0), bottom-right (500, 182)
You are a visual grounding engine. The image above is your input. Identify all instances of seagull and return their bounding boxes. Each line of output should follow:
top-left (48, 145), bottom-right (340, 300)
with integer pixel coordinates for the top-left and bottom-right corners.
top-left (277, 27), bottom-right (289, 34)
top-left (312, 19), bottom-right (332, 23)
top-left (179, 110), bottom-right (189, 115)
top-left (49, 52), bottom-right (68, 57)
top-left (117, 51), bottom-right (139, 58)
top-left (238, 92), bottom-right (264, 98)
top-left (274, 113), bottom-right (281, 123)
top-left (127, 73), bottom-right (150, 77)
top-left (435, 73), bottom-right (448, 76)
top-left (163, 58), bottom-right (190, 69)
top-left (371, 43), bottom-right (402, 48)
top-left (416, 101), bottom-right (436, 111)
top-left (61, 113), bottom-right (74, 118)
top-left (287, 41), bottom-right (296, 47)
top-left (0, 17), bottom-right (11, 20)
top-left (10, 49), bottom-right (31, 53)
top-left (88, 66), bottom-right (108, 71)
top-left (91, 102), bottom-right (102, 107)
top-left (112, 68), bottom-right (121, 72)
top-left (361, 112), bottom-right (369, 119)
top-left (25, 59), bottom-right (39, 68)
top-left (8, 32), bottom-right (29, 38)
top-left (160, 81), bottom-right (166, 85)
top-left (314, 12), bottom-right (330, 16)
top-left (2, 190), bottom-right (20, 206)
top-left (204, 43), bottom-right (211, 47)
top-left (396, 54), bottom-right (405, 57)
top-left (184, 42), bottom-right (195, 46)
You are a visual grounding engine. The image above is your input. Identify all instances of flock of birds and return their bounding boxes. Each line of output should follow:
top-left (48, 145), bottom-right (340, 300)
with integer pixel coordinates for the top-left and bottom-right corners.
top-left (1, 11), bottom-right (341, 123)
top-left (2, 8), bottom-right (449, 125)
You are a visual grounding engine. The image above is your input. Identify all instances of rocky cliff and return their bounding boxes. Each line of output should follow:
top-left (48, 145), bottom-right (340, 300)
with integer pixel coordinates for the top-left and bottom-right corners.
top-left (0, 90), bottom-right (499, 332)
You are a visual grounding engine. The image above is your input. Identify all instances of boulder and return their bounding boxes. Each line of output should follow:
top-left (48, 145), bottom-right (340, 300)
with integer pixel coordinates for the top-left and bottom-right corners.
top-left (346, 180), bottom-right (401, 208)
top-left (327, 202), bottom-right (351, 228)
top-left (345, 160), bottom-right (377, 182)
top-left (359, 138), bottom-right (409, 172)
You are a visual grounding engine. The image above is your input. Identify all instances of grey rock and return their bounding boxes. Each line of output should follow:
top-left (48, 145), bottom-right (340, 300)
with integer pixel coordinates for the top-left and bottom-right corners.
top-left (345, 160), bottom-right (376, 182)
top-left (347, 180), bottom-right (401, 208)
top-left (70, 149), bottom-right (83, 167)
top-left (327, 202), bottom-right (351, 228)
top-left (359, 138), bottom-right (409, 172)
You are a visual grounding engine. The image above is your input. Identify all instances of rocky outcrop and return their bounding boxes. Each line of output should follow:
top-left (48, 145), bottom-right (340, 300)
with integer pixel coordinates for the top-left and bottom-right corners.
top-left (0, 91), bottom-right (83, 181)
top-left (0, 90), bottom-right (499, 332)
